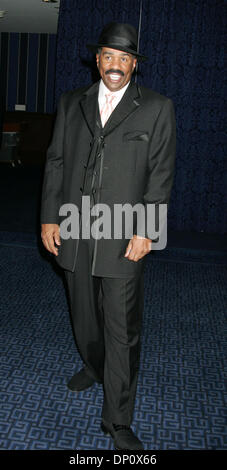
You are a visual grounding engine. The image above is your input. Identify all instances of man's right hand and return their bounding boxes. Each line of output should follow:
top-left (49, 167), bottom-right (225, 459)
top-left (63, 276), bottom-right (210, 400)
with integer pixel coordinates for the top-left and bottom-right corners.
top-left (41, 224), bottom-right (61, 256)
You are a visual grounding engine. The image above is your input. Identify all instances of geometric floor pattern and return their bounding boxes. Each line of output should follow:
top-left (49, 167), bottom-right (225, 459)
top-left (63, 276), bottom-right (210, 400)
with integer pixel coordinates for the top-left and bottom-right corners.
top-left (0, 235), bottom-right (226, 450)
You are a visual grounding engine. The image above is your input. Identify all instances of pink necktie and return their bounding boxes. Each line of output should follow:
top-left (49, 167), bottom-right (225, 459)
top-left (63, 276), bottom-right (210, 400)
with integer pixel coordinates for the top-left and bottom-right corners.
top-left (100, 93), bottom-right (116, 127)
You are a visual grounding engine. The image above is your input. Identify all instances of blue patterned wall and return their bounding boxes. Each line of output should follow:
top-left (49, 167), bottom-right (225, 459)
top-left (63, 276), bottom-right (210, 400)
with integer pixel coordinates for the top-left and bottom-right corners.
top-left (0, 32), bottom-right (57, 113)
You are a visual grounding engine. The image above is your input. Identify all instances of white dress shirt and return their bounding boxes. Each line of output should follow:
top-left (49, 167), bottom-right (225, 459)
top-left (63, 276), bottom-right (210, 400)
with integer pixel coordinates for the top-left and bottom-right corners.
top-left (98, 79), bottom-right (130, 117)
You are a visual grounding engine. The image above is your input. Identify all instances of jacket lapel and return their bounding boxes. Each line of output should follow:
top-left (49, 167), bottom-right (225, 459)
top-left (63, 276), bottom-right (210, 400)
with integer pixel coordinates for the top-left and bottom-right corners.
top-left (79, 81), bottom-right (100, 137)
top-left (103, 80), bottom-right (142, 135)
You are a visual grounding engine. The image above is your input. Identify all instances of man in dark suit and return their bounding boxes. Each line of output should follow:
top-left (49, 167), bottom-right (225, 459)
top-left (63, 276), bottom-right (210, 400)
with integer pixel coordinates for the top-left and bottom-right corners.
top-left (41, 23), bottom-right (176, 450)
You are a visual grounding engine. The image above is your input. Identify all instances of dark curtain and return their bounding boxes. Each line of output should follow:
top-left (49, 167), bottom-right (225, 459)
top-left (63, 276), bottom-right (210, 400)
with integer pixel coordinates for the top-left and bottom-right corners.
top-left (55, 0), bottom-right (226, 234)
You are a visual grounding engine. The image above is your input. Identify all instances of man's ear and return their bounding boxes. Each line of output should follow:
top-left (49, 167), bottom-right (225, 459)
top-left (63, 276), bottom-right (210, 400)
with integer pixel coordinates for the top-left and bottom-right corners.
top-left (96, 53), bottom-right (100, 68)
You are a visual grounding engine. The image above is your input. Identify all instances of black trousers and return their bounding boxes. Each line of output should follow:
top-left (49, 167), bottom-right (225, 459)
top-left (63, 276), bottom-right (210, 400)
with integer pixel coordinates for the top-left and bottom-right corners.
top-left (64, 238), bottom-right (144, 426)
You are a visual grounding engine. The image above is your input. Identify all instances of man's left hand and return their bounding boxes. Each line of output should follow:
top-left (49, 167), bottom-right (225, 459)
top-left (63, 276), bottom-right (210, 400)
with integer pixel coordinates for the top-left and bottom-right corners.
top-left (124, 235), bottom-right (152, 262)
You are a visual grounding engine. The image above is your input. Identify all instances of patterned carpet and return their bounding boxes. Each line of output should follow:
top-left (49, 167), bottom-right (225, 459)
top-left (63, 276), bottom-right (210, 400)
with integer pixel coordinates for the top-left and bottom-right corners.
top-left (0, 232), bottom-right (226, 450)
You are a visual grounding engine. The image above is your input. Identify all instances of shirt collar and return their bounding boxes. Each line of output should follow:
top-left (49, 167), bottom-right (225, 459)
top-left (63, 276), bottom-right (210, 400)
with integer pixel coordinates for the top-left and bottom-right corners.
top-left (99, 79), bottom-right (131, 99)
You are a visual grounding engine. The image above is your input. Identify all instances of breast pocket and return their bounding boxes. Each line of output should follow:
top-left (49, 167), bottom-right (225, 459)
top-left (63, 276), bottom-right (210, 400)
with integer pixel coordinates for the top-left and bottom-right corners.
top-left (122, 131), bottom-right (149, 142)
top-left (120, 131), bottom-right (149, 174)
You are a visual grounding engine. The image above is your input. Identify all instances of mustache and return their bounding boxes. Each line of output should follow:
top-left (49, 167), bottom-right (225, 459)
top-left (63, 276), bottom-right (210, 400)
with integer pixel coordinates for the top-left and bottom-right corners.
top-left (105, 69), bottom-right (124, 77)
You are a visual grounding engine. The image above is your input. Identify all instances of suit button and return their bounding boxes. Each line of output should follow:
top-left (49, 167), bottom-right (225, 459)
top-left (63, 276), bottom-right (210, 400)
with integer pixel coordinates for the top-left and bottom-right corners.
top-left (92, 189), bottom-right (96, 194)
top-left (80, 187), bottom-right (83, 192)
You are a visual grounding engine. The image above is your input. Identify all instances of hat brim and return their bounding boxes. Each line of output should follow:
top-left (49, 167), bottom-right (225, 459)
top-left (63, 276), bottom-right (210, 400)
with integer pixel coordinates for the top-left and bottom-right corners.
top-left (86, 43), bottom-right (147, 62)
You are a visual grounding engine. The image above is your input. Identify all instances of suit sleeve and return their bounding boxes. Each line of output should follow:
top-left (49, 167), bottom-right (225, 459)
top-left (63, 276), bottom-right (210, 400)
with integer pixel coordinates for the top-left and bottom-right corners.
top-left (136, 98), bottom-right (176, 239)
top-left (40, 93), bottom-right (66, 224)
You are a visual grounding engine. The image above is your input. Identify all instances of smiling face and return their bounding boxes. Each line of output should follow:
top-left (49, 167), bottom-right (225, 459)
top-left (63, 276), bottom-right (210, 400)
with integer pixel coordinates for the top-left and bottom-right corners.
top-left (96, 47), bottom-right (137, 92)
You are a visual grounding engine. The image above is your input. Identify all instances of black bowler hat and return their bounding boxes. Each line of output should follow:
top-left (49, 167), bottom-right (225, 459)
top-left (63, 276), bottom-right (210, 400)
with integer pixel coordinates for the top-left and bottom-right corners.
top-left (87, 22), bottom-right (147, 62)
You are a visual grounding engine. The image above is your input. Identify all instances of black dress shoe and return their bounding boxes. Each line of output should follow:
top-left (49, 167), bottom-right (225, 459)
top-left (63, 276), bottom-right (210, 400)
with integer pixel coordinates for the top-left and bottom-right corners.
top-left (67, 368), bottom-right (96, 391)
top-left (101, 419), bottom-right (144, 450)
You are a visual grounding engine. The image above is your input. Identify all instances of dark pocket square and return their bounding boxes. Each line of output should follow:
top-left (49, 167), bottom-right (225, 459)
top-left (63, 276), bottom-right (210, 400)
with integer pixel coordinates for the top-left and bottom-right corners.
top-left (123, 131), bottom-right (149, 142)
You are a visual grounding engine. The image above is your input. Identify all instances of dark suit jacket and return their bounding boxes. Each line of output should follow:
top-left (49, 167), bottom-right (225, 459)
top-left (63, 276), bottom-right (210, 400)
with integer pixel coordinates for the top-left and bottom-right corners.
top-left (41, 80), bottom-right (176, 277)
